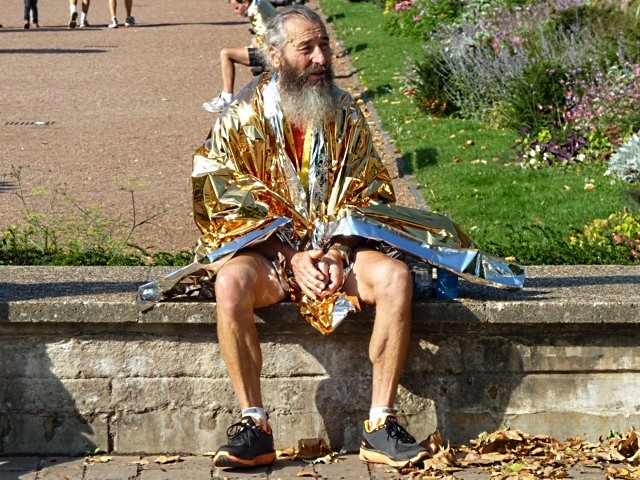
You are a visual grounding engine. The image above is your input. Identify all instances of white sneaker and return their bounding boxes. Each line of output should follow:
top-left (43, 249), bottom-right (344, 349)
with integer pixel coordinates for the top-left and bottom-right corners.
top-left (108, 17), bottom-right (118, 28)
top-left (202, 95), bottom-right (231, 113)
top-left (124, 16), bottom-right (135, 27)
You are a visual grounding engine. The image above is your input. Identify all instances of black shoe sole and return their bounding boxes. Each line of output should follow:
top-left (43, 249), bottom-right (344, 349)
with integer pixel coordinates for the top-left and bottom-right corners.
top-left (69, 12), bottom-right (77, 28)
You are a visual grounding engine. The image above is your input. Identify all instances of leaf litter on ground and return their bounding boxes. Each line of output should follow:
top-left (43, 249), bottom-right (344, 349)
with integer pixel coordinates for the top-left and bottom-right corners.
top-left (398, 427), bottom-right (640, 479)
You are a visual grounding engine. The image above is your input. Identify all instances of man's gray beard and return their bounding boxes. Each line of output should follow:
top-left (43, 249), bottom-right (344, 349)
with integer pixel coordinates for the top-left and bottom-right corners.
top-left (279, 62), bottom-right (341, 129)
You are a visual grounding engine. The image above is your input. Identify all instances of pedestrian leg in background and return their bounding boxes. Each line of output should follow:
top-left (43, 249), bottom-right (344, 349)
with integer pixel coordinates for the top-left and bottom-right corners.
top-left (24, 0), bottom-right (39, 28)
top-left (69, 0), bottom-right (91, 28)
top-left (108, 0), bottom-right (135, 28)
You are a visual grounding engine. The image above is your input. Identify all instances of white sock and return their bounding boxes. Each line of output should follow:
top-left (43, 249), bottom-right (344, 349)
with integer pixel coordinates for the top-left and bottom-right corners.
top-left (81, 12), bottom-right (87, 21)
top-left (242, 407), bottom-right (268, 426)
top-left (369, 407), bottom-right (396, 428)
top-left (220, 92), bottom-right (233, 103)
top-left (70, 4), bottom-right (77, 14)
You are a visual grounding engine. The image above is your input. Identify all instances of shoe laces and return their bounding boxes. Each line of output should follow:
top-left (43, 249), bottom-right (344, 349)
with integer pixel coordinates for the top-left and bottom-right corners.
top-left (384, 417), bottom-right (416, 444)
top-left (226, 417), bottom-right (264, 440)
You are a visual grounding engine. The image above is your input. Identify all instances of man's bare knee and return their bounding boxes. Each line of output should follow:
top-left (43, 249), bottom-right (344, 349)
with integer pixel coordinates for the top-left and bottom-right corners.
top-left (376, 260), bottom-right (412, 301)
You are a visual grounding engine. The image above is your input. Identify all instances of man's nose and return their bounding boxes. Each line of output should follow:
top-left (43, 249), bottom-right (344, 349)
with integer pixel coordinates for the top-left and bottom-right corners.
top-left (310, 45), bottom-right (327, 65)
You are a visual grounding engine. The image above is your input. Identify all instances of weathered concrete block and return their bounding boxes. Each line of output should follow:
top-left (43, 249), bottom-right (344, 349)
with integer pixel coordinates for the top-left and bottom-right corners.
top-left (112, 408), bottom-right (234, 454)
top-left (1, 413), bottom-right (109, 455)
top-left (0, 379), bottom-right (111, 414)
top-left (111, 378), bottom-right (235, 411)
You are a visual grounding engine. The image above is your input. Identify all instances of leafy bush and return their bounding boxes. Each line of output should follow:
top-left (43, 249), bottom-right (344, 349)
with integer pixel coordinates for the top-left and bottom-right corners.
top-left (607, 132), bottom-right (640, 183)
top-left (409, 0), bottom-right (640, 143)
top-left (0, 166), bottom-right (191, 266)
top-left (562, 64), bottom-right (640, 143)
top-left (569, 208), bottom-right (640, 262)
top-left (407, 44), bottom-right (455, 116)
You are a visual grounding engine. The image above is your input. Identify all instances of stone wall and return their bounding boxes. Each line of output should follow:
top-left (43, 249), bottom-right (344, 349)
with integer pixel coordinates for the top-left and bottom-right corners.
top-left (1, 265), bottom-right (639, 455)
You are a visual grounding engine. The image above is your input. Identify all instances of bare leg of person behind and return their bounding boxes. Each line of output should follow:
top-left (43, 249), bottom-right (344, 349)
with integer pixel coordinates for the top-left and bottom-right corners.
top-left (202, 47), bottom-right (251, 113)
top-left (69, 0), bottom-right (90, 28)
top-left (108, 0), bottom-right (134, 29)
top-left (212, 248), bottom-right (430, 469)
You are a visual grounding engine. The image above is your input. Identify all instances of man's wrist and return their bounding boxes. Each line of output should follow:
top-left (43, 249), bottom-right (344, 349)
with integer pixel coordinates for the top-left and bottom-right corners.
top-left (329, 244), bottom-right (354, 268)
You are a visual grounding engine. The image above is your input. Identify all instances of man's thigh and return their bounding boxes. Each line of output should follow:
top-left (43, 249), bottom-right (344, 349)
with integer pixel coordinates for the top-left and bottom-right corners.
top-left (217, 250), bottom-right (287, 308)
top-left (343, 249), bottom-right (405, 304)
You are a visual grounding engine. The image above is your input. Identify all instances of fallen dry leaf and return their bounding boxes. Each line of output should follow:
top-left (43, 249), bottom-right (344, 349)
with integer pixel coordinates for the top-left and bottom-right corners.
top-left (296, 468), bottom-right (318, 477)
top-left (277, 447), bottom-right (297, 459)
top-left (154, 455), bottom-right (181, 464)
top-left (85, 456), bottom-right (112, 464)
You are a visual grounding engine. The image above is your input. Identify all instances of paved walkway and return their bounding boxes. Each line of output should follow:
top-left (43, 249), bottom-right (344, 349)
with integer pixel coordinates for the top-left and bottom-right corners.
top-left (1, 453), bottom-right (614, 479)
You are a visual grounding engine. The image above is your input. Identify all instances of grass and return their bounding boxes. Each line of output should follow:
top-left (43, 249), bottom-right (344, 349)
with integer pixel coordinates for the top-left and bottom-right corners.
top-left (319, 0), bottom-right (633, 264)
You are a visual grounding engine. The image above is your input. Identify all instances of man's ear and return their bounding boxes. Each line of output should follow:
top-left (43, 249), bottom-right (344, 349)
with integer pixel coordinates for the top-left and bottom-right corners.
top-left (268, 45), bottom-right (281, 69)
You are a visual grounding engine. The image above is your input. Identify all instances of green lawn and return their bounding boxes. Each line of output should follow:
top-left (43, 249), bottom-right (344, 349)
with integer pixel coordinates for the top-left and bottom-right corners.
top-left (320, 0), bottom-right (633, 264)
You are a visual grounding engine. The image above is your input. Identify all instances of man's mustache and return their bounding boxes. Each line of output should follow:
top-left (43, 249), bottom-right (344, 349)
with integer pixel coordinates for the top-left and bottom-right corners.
top-left (302, 65), bottom-right (331, 78)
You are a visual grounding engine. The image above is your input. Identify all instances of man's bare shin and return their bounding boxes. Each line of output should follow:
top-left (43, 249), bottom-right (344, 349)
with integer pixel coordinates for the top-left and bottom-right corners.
top-left (217, 307), bottom-right (264, 408)
top-left (214, 253), bottom-right (287, 409)
top-left (369, 300), bottom-right (412, 407)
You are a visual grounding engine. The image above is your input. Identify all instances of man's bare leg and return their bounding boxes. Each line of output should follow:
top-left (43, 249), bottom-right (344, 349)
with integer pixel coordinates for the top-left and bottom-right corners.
top-left (345, 249), bottom-right (430, 467)
top-left (344, 249), bottom-right (412, 408)
top-left (212, 251), bottom-right (286, 468)
top-left (220, 46), bottom-right (251, 95)
top-left (214, 251), bottom-right (287, 408)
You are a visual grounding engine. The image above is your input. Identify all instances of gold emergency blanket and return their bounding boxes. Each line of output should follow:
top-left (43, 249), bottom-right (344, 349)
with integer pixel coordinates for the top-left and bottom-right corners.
top-left (137, 72), bottom-right (524, 334)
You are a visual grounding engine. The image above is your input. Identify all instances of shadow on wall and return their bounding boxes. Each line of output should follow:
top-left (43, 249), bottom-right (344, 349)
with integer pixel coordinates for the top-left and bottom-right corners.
top-left (0, 333), bottom-right (100, 457)
top-left (280, 295), bottom-right (532, 450)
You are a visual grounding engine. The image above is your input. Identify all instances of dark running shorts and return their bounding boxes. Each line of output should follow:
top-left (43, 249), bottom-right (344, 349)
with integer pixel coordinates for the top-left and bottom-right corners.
top-left (248, 47), bottom-right (263, 68)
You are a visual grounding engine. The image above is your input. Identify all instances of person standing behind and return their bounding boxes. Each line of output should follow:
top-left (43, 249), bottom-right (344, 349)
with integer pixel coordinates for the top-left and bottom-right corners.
top-left (108, 0), bottom-right (135, 29)
top-left (23, 0), bottom-right (38, 29)
top-left (202, 0), bottom-right (276, 113)
top-left (68, 0), bottom-right (91, 28)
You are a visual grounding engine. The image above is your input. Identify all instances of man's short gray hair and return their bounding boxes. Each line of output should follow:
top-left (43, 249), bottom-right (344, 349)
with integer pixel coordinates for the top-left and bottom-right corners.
top-left (261, 5), bottom-right (327, 70)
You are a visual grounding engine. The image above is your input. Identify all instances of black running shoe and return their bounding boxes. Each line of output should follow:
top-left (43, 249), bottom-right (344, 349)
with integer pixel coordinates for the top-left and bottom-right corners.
top-left (69, 11), bottom-right (77, 28)
top-left (213, 417), bottom-right (276, 468)
top-left (359, 416), bottom-right (431, 467)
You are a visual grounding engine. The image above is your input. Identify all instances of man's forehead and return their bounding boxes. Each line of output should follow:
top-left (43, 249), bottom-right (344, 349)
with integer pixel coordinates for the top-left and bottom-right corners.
top-left (285, 19), bottom-right (328, 44)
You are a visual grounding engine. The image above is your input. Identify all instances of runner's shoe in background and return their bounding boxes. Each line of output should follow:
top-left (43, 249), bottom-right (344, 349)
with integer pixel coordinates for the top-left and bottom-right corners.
top-left (202, 94), bottom-right (230, 113)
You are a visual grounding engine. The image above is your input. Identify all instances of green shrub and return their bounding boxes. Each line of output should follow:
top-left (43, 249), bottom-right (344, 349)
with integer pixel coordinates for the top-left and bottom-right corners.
top-left (0, 166), bottom-right (191, 266)
top-left (569, 208), bottom-right (640, 262)
top-left (409, 0), bottom-right (640, 135)
top-left (408, 44), bottom-right (455, 116)
top-left (607, 132), bottom-right (640, 184)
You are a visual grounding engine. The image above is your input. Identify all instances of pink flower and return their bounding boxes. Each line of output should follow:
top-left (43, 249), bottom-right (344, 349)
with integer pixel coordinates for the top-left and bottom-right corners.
top-left (613, 232), bottom-right (622, 244)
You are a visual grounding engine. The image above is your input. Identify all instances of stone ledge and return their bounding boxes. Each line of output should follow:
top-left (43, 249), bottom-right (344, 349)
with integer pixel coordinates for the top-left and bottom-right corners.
top-left (2, 265), bottom-right (640, 455)
top-left (1, 265), bottom-right (639, 325)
